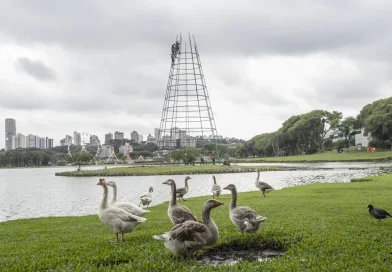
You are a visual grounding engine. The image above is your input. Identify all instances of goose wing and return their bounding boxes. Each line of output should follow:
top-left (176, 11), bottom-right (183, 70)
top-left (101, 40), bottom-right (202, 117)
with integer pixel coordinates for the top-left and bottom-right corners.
top-left (172, 206), bottom-right (198, 223)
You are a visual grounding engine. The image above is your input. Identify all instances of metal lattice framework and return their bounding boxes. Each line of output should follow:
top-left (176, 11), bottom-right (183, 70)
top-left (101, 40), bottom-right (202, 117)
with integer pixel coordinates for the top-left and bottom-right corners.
top-left (158, 33), bottom-right (219, 156)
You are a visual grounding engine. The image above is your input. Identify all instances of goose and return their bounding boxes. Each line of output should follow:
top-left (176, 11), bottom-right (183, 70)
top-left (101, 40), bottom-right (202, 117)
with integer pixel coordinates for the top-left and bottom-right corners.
top-left (223, 184), bottom-right (267, 234)
top-left (106, 180), bottom-right (150, 216)
top-left (368, 204), bottom-right (392, 222)
top-left (163, 179), bottom-right (197, 225)
top-left (139, 186), bottom-right (153, 208)
top-left (97, 178), bottom-right (147, 243)
top-left (153, 199), bottom-right (224, 257)
top-left (255, 169), bottom-right (274, 197)
top-left (176, 176), bottom-right (191, 201)
top-left (211, 175), bottom-right (222, 199)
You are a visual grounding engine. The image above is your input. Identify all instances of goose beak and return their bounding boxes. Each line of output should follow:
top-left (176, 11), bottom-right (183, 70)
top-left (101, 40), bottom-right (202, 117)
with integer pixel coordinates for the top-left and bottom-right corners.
top-left (162, 180), bottom-right (169, 185)
top-left (223, 185), bottom-right (229, 190)
top-left (214, 200), bottom-right (224, 207)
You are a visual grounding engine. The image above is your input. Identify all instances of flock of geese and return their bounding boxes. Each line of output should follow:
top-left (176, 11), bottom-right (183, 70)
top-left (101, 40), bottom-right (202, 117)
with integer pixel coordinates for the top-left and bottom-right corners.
top-left (96, 170), bottom-right (274, 257)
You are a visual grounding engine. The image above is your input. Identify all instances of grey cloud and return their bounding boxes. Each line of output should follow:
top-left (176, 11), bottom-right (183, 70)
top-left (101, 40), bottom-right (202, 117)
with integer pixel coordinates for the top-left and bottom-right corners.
top-left (15, 57), bottom-right (56, 81)
top-left (1, 0), bottom-right (392, 60)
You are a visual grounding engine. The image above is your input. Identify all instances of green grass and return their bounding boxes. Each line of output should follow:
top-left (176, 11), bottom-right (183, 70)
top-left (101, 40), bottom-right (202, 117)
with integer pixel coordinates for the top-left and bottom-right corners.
top-left (2, 174), bottom-right (392, 271)
top-left (55, 164), bottom-right (285, 177)
top-left (231, 150), bottom-right (392, 163)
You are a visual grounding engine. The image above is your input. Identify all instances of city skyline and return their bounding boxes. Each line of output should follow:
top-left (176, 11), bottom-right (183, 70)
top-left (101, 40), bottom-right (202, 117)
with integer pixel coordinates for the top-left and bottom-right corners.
top-left (3, 118), bottom-right (238, 150)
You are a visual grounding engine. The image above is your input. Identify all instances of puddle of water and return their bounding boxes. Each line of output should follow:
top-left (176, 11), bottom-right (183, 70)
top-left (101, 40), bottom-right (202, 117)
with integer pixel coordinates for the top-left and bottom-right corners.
top-left (198, 248), bottom-right (285, 266)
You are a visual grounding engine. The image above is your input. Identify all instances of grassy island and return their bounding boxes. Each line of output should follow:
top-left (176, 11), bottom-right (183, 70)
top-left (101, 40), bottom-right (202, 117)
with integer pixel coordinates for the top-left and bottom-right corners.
top-left (230, 150), bottom-right (392, 163)
top-left (1, 174), bottom-right (392, 271)
top-left (55, 165), bottom-right (289, 177)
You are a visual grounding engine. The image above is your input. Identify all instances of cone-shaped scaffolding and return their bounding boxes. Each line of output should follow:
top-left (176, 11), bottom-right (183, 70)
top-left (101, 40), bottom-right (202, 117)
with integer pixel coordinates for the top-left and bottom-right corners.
top-left (158, 33), bottom-right (218, 155)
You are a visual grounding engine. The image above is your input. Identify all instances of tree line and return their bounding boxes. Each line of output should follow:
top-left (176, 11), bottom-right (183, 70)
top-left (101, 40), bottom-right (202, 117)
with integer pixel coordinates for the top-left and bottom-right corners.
top-left (232, 97), bottom-right (392, 158)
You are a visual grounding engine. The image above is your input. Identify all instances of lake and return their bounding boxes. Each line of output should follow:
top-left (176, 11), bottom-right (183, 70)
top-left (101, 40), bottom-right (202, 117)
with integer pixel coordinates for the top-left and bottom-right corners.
top-left (0, 162), bottom-right (388, 222)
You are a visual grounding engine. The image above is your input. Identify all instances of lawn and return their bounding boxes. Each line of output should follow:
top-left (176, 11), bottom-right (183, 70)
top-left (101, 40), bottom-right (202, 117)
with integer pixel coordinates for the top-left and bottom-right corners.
top-left (230, 150), bottom-right (392, 163)
top-left (55, 164), bottom-right (285, 177)
top-left (1, 174), bottom-right (392, 271)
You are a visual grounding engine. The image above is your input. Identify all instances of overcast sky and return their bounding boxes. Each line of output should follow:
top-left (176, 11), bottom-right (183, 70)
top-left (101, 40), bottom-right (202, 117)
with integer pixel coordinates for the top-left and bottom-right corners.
top-left (1, 0), bottom-right (392, 149)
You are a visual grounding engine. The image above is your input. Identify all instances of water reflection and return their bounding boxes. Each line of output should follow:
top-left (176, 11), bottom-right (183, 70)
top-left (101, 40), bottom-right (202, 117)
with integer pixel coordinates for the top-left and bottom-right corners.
top-left (0, 164), bottom-right (383, 222)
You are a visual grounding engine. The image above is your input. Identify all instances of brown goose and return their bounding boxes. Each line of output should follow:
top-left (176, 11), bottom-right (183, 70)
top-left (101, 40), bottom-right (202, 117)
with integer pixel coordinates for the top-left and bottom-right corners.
top-left (163, 179), bottom-right (197, 225)
top-left (176, 176), bottom-right (191, 201)
top-left (255, 169), bottom-right (274, 197)
top-left (153, 199), bottom-right (224, 257)
top-left (223, 184), bottom-right (267, 234)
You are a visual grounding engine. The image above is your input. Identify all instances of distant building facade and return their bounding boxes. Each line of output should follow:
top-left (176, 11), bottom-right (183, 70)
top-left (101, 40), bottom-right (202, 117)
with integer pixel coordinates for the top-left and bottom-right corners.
top-left (5, 118), bottom-right (16, 151)
top-left (114, 131), bottom-right (124, 140)
top-left (105, 133), bottom-right (113, 144)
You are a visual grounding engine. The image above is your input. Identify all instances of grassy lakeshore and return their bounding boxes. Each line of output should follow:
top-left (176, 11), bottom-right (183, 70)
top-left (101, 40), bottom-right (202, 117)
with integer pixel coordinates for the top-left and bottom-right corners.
top-left (55, 165), bottom-right (286, 177)
top-left (230, 150), bottom-right (392, 163)
top-left (2, 174), bottom-right (392, 271)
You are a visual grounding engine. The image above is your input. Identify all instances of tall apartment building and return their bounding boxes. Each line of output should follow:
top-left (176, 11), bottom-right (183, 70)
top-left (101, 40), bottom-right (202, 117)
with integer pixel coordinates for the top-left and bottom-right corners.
top-left (26, 134), bottom-right (36, 148)
top-left (5, 118), bottom-right (16, 151)
top-left (114, 131), bottom-right (124, 140)
top-left (47, 138), bottom-right (54, 149)
top-left (154, 128), bottom-right (161, 144)
top-left (105, 133), bottom-right (113, 144)
top-left (131, 131), bottom-right (139, 143)
top-left (12, 133), bottom-right (26, 149)
top-left (73, 131), bottom-right (81, 145)
top-left (138, 134), bottom-right (143, 143)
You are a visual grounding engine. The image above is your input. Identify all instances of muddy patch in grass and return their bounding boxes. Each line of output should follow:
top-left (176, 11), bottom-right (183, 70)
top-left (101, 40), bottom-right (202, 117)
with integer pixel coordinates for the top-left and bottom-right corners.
top-left (198, 240), bottom-right (286, 266)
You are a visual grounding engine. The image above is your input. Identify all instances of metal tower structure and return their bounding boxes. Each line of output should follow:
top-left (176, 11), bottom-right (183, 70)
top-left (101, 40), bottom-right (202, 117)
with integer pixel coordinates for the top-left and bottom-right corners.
top-left (158, 33), bottom-right (219, 157)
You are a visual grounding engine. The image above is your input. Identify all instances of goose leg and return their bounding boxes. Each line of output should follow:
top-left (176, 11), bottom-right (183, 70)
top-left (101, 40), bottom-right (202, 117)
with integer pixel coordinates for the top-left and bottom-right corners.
top-left (121, 233), bottom-right (126, 242)
top-left (138, 202), bottom-right (141, 207)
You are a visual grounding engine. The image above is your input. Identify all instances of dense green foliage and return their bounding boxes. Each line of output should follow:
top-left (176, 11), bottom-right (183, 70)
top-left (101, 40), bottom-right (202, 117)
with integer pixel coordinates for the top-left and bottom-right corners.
top-left (55, 165), bottom-right (284, 177)
top-left (0, 148), bottom-right (63, 167)
top-left (357, 97), bottom-right (392, 149)
top-left (2, 174), bottom-right (392, 271)
top-left (237, 96), bottom-right (392, 158)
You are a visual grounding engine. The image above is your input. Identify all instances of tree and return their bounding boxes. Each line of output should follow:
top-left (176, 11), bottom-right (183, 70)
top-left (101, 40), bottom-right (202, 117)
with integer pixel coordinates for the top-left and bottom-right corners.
top-left (338, 116), bottom-right (358, 147)
top-left (66, 152), bottom-right (93, 170)
top-left (357, 97), bottom-right (392, 149)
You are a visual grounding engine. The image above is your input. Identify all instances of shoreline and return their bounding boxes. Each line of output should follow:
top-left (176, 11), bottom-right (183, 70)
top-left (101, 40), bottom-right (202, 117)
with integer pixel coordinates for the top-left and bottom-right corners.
top-left (54, 165), bottom-right (290, 177)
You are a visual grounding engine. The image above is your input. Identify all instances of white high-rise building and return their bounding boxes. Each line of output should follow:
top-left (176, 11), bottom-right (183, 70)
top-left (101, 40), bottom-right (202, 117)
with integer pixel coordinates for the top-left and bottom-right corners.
top-left (73, 131), bottom-right (81, 145)
top-left (154, 128), bottom-right (161, 144)
top-left (114, 131), bottom-right (124, 140)
top-left (5, 118), bottom-right (16, 151)
top-left (35, 136), bottom-right (41, 148)
top-left (11, 133), bottom-right (26, 149)
top-left (131, 131), bottom-right (139, 143)
top-left (26, 134), bottom-right (36, 148)
top-left (138, 134), bottom-right (144, 143)
top-left (65, 135), bottom-right (72, 145)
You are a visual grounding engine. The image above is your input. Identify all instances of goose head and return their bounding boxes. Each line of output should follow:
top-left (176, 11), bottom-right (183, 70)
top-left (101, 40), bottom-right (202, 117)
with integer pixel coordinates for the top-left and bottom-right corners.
top-left (367, 204), bottom-right (374, 210)
top-left (163, 179), bottom-right (175, 186)
top-left (223, 184), bottom-right (236, 191)
top-left (97, 178), bottom-right (106, 186)
top-left (185, 176), bottom-right (191, 182)
top-left (205, 199), bottom-right (224, 209)
top-left (149, 186), bottom-right (154, 193)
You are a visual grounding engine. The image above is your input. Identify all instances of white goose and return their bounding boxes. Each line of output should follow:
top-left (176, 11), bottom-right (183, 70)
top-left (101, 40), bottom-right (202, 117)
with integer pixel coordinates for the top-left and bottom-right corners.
top-left (106, 180), bottom-right (150, 216)
top-left (153, 199), bottom-right (224, 257)
top-left (223, 184), bottom-right (267, 234)
top-left (139, 186), bottom-right (153, 208)
top-left (97, 178), bottom-right (147, 243)
top-left (211, 175), bottom-right (222, 199)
